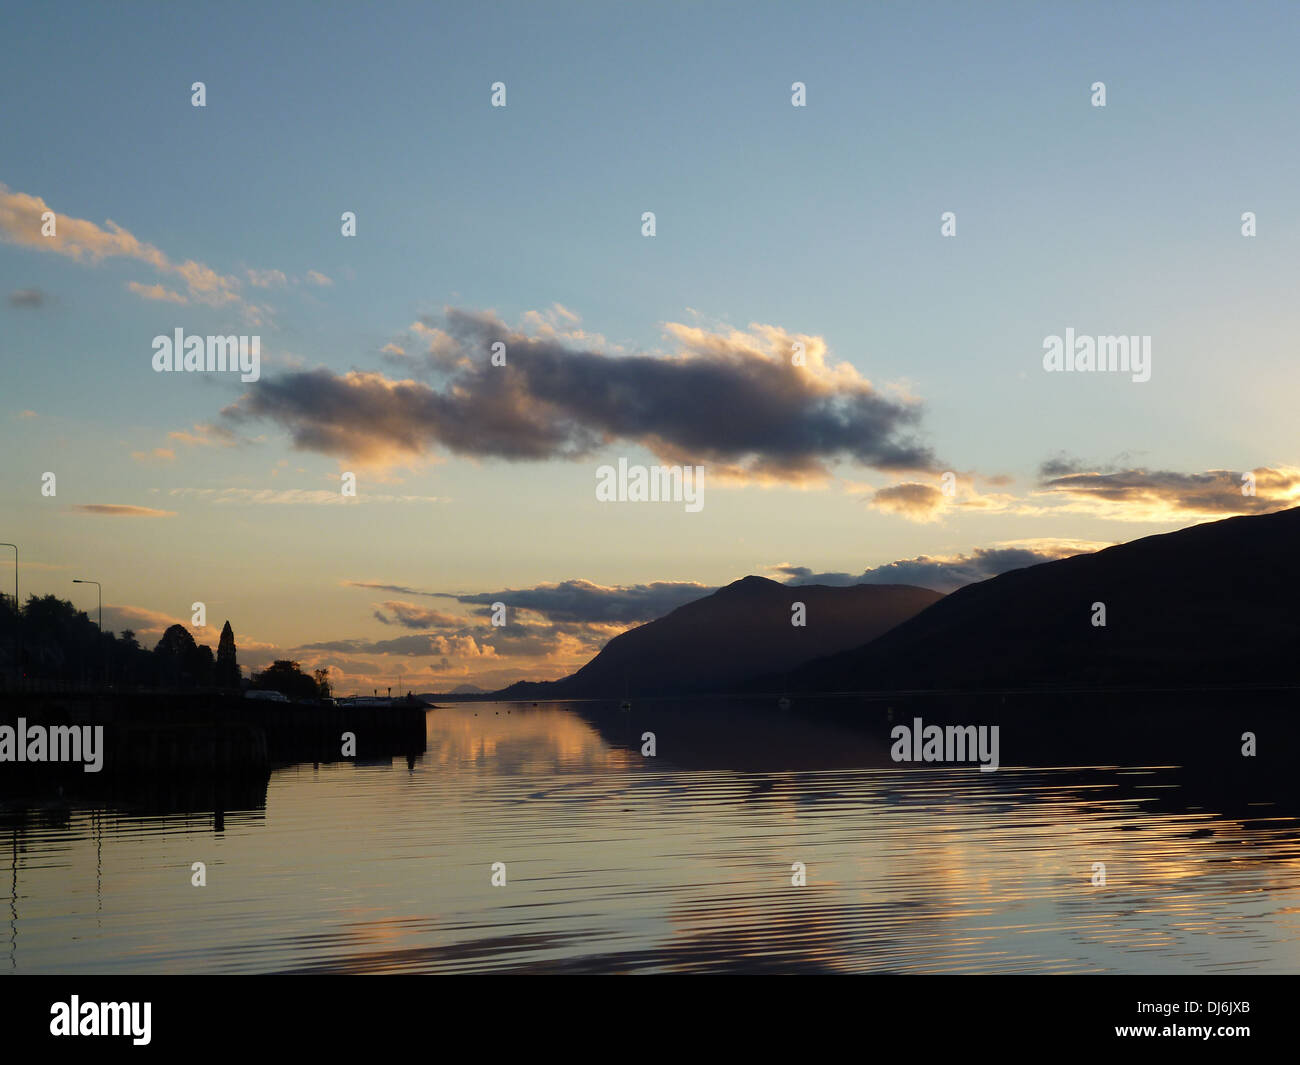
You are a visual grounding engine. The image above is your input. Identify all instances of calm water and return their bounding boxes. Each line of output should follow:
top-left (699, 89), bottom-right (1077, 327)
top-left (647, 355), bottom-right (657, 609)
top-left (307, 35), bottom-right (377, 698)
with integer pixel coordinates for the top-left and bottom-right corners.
top-left (4, 701), bottom-right (1300, 974)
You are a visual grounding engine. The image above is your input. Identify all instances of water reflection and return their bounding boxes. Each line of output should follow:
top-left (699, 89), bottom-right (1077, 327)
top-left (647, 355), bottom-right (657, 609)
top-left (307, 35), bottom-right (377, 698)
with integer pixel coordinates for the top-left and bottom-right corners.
top-left (3, 702), bottom-right (1300, 973)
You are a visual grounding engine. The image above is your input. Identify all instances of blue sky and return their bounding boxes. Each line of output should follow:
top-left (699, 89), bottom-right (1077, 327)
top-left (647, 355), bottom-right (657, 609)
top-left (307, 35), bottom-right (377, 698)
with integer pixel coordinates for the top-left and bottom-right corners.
top-left (3, 1), bottom-right (1299, 691)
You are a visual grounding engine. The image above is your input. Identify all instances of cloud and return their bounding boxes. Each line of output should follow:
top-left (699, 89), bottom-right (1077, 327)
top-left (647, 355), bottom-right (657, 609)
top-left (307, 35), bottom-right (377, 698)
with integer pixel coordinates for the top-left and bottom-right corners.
top-left (101, 604), bottom-right (187, 641)
top-left (372, 601), bottom-right (466, 629)
top-left (774, 540), bottom-right (1106, 594)
top-left (297, 633), bottom-right (496, 658)
top-left (12, 560), bottom-right (68, 572)
top-left (126, 281), bottom-right (187, 303)
top-left (223, 308), bottom-right (941, 480)
top-left (0, 182), bottom-right (256, 316)
top-left (246, 268), bottom-right (288, 288)
top-left (7, 287), bottom-right (45, 308)
top-left (168, 487), bottom-right (443, 505)
top-left (305, 270), bottom-right (333, 286)
top-left (72, 504), bottom-right (176, 517)
top-left (297, 614), bottom-right (615, 669)
top-left (1035, 462), bottom-right (1300, 520)
top-left (343, 580), bottom-right (440, 598)
top-left (871, 482), bottom-right (947, 521)
top-left (168, 422), bottom-right (238, 449)
top-left (431, 578), bottom-right (715, 624)
top-left (865, 474), bottom-right (1032, 523)
top-left (130, 447), bottom-right (176, 463)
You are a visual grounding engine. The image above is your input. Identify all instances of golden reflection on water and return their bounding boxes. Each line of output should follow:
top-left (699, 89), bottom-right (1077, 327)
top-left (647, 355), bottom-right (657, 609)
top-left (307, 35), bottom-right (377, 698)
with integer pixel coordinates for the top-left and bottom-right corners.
top-left (4, 703), bottom-right (1300, 973)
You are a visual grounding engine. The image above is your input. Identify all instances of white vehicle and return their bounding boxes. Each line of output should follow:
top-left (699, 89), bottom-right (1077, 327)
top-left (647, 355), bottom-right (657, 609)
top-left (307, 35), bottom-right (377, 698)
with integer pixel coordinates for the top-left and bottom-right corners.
top-left (243, 689), bottom-right (291, 703)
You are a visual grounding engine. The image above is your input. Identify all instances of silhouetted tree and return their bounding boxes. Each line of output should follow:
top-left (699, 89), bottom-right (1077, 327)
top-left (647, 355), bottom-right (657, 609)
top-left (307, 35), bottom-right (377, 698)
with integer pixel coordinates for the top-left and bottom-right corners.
top-left (22, 594), bottom-right (101, 681)
top-left (153, 624), bottom-right (212, 688)
top-left (313, 667), bottom-right (332, 699)
top-left (215, 620), bottom-right (240, 688)
top-left (194, 644), bottom-right (215, 686)
top-left (0, 595), bottom-right (234, 689)
top-left (0, 594), bottom-right (18, 673)
top-left (251, 659), bottom-right (321, 701)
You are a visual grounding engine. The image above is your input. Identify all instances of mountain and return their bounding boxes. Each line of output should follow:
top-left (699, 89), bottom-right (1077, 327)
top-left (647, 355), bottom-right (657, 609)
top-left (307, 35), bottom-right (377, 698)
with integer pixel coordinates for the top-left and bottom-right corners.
top-left (781, 506), bottom-right (1300, 693)
top-left (496, 576), bottom-right (943, 699)
top-left (449, 683), bottom-right (487, 694)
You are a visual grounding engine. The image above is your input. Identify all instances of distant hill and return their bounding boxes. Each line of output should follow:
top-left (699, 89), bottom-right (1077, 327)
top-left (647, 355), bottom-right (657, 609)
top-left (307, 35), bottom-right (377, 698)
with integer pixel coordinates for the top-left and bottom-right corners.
top-left (495, 576), bottom-right (943, 699)
top-left (780, 507), bottom-right (1300, 693)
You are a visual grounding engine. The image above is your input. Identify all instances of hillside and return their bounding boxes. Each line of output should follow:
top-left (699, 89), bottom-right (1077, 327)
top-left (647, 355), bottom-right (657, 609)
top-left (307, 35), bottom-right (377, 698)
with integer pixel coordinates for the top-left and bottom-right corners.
top-left (497, 576), bottom-right (943, 698)
top-left (781, 507), bottom-right (1300, 692)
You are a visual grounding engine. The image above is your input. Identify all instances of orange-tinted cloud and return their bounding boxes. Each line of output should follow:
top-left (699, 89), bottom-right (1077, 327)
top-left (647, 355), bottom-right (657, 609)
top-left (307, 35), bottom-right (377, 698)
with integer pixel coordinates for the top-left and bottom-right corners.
top-left (0, 182), bottom-right (258, 316)
top-left (72, 504), bottom-right (176, 517)
top-left (1036, 463), bottom-right (1300, 521)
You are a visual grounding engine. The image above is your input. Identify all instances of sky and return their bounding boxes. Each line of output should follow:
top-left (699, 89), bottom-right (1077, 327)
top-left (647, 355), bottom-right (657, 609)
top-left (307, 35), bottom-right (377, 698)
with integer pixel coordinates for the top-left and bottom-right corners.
top-left (3, 1), bottom-right (1299, 693)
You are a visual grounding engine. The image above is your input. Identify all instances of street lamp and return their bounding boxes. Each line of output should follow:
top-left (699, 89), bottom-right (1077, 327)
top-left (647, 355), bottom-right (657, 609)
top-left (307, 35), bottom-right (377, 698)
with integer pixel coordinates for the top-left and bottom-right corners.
top-left (73, 579), bottom-right (103, 686)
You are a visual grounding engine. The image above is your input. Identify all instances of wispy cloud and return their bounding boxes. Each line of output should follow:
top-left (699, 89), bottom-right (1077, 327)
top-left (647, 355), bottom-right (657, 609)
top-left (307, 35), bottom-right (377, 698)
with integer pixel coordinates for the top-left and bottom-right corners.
top-left (130, 447), bottom-right (176, 464)
top-left (167, 423), bottom-right (239, 449)
top-left (168, 487), bottom-right (443, 505)
top-left (72, 504), bottom-right (176, 517)
top-left (126, 280), bottom-right (187, 304)
top-left (372, 601), bottom-right (466, 629)
top-left (370, 577), bottom-right (716, 624)
top-left (101, 604), bottom-right (189, 641)
top-left (1035, 461), bottom-right (1300, 520)
top-left (245, 268), bottom-right (288, 288)
top-left (772, 539), bottom-right (1107, 594)
top-left (0, 182), bottom-right (266, 320)
top-left (7, 287), bottom-right (45, 308)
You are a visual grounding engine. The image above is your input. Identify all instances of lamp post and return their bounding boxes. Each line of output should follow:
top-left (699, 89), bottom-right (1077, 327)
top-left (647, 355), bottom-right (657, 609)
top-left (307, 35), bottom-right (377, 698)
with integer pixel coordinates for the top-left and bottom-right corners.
top-left (73, 579), bottom-right (103, 687)
top-left (0, 544), bottom-right (15, 681)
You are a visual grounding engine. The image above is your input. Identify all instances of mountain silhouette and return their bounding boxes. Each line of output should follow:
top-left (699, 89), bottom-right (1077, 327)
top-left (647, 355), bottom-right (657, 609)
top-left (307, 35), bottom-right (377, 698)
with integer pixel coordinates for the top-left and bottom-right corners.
top-left (495, 576), bottom-right (942, 698)
top-left (779, 506), bottom-right (1300, 693)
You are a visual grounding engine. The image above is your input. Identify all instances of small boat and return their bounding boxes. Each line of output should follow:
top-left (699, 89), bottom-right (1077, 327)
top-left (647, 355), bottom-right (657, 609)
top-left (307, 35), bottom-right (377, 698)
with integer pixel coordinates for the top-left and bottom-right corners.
top-left (619, 699), bottom-right (632, 712)
top-left (777, 695), bottom-right (791, 711)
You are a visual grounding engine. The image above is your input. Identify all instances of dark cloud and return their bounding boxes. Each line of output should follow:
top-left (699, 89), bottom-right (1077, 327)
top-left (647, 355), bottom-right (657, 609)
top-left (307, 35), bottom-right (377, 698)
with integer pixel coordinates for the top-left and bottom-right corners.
top-left (347, 577), bottom-right (712, 625)
top-left (775, 543), bottom-right (1098, 594)
top-left (1038, 454), bottom-right (1089, 479)
top-left (7, 288), bottom-right (45, 308)
top-left (344, 580), bottom-right (437, 598)
top-left (296, 633), bottom-right (490, 657)
top-left (443, 578), bottom-right (715, 624)
top-left (224, 308), bottom-right (940, 479)
top-left (372, 601), bottom-right (465, 629)
top-left (1037, 451), bottom-right (1145, 479)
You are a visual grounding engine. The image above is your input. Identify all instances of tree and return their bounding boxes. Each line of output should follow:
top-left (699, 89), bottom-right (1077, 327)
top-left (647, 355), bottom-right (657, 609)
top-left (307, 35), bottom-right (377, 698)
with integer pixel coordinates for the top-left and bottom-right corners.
top-left (153, 624), bottom-right (211, 688)
top-left (312, 667), bottom-right (332, 699)
top-left (250, 660), bottom-right (320, 701)
top-left (194, 644), bottom-right (215, 687)
top-left (215, 620), bottom-right (240, 688)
